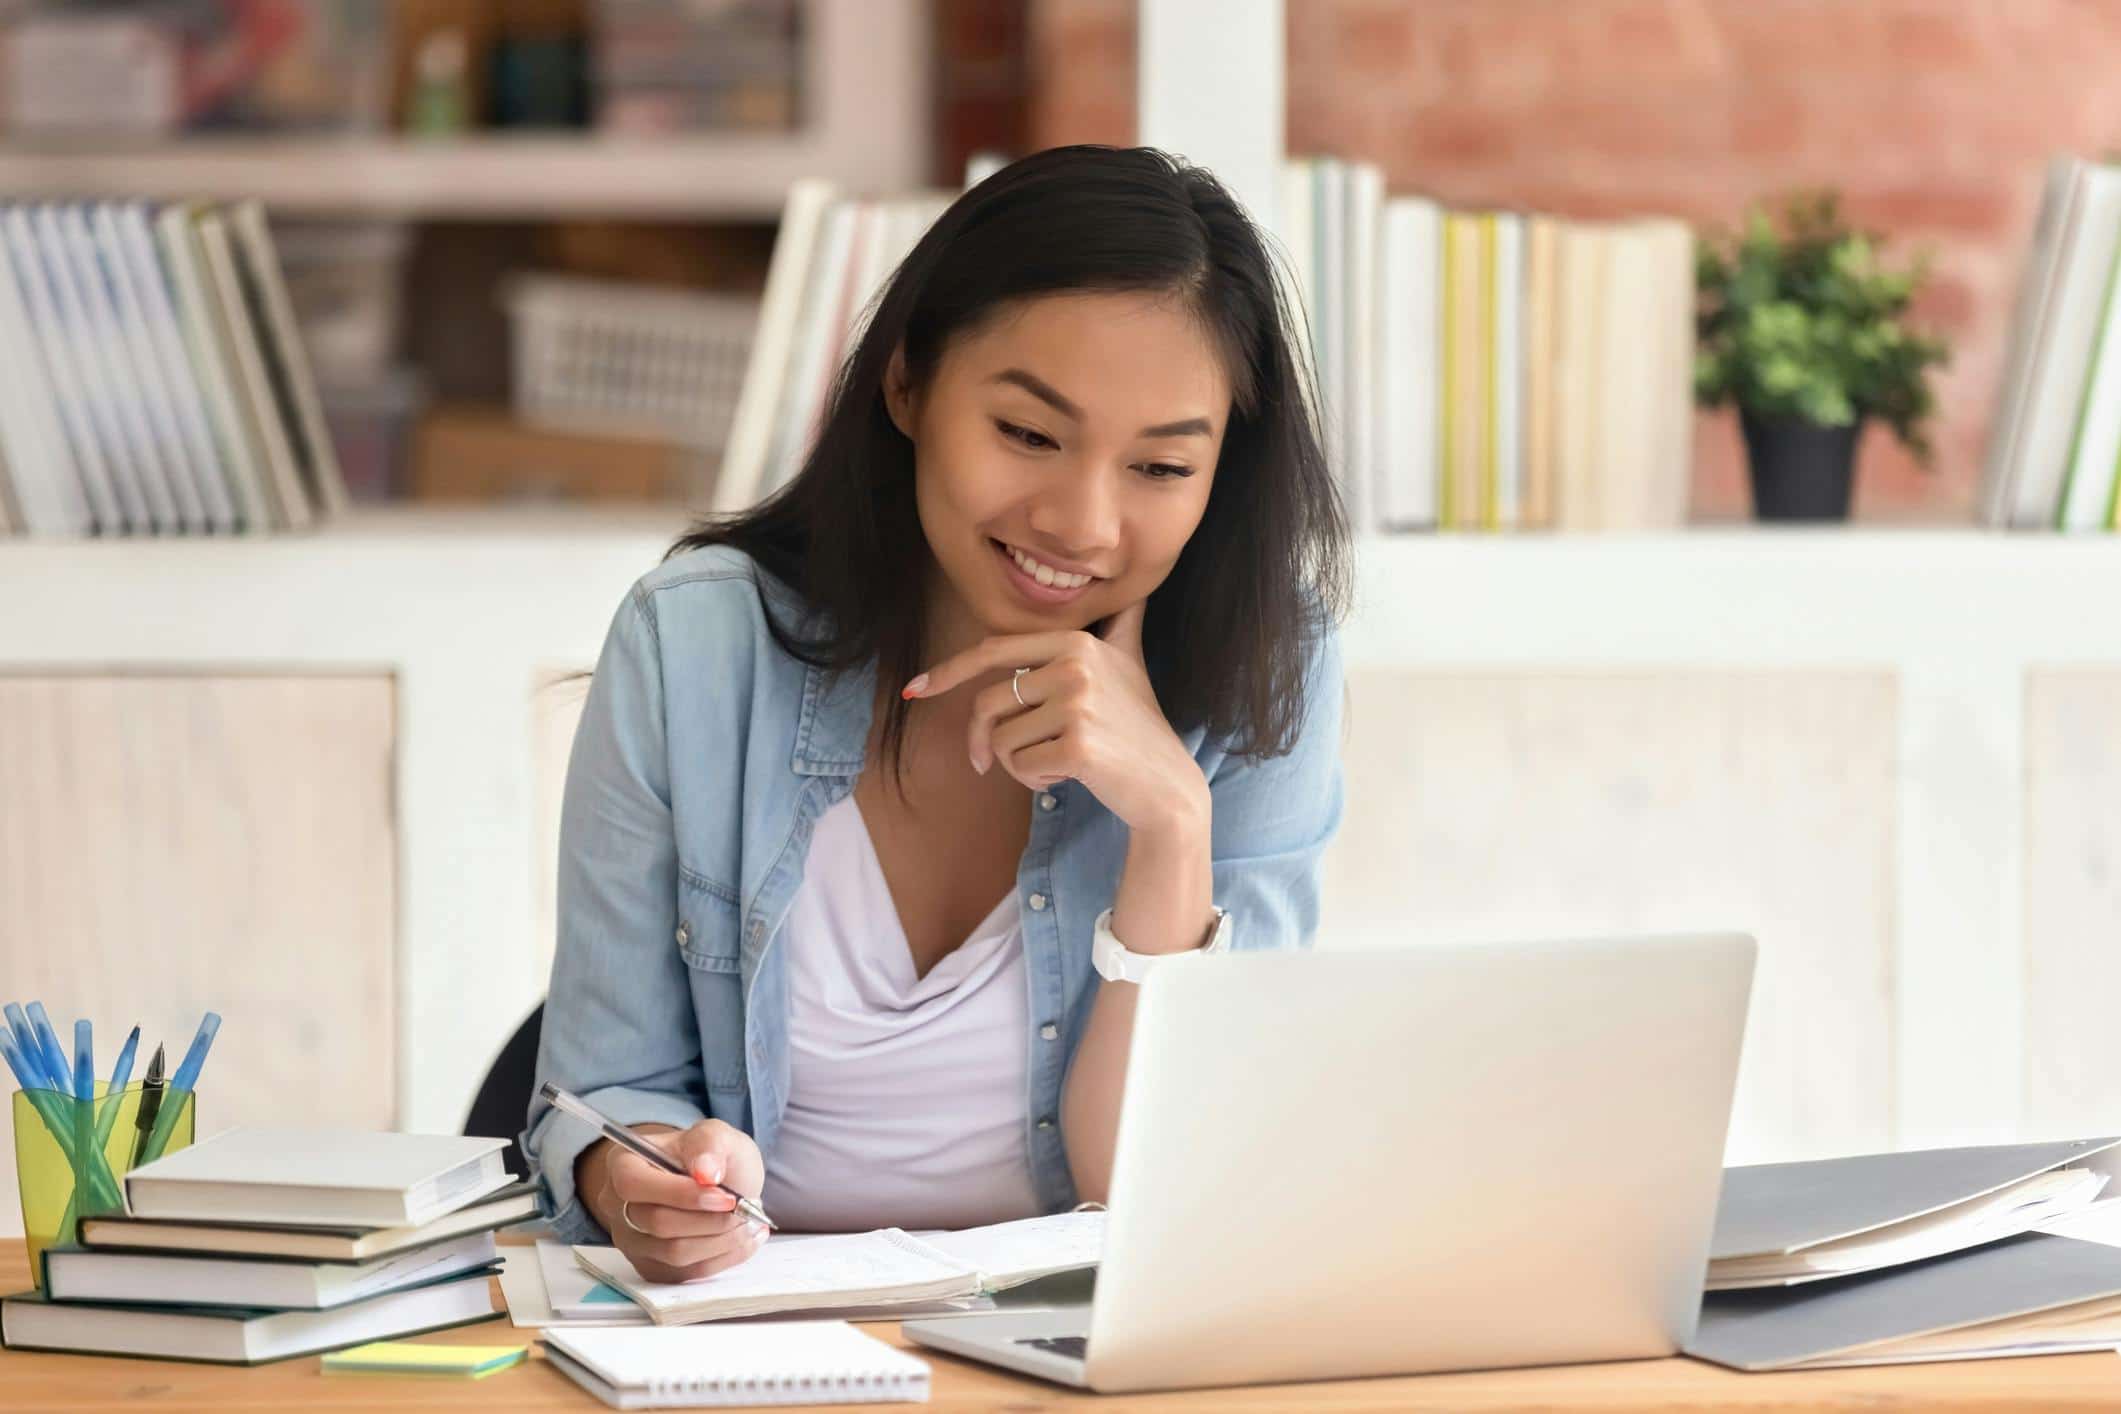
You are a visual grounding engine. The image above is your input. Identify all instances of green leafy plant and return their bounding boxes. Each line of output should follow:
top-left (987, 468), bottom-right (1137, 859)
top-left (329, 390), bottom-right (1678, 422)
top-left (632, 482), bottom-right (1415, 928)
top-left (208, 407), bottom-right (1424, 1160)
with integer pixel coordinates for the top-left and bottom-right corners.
top-left (1695, 190), bottom-right (1951, 464)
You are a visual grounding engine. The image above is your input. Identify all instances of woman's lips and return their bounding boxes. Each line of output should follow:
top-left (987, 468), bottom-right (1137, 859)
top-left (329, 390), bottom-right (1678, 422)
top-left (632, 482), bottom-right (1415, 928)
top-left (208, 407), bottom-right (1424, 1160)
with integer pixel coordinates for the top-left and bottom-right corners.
top-left (992, 538), bottom-right (1096, 605)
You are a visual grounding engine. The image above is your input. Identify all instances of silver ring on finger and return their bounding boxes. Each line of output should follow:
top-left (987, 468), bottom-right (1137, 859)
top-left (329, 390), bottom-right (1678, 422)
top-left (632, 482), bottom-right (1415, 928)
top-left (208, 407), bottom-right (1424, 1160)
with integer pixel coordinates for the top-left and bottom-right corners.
top-left (1011, 666), bottom-right (1031, 709)
top-left (620, 1200), bottom-right (648, 1235)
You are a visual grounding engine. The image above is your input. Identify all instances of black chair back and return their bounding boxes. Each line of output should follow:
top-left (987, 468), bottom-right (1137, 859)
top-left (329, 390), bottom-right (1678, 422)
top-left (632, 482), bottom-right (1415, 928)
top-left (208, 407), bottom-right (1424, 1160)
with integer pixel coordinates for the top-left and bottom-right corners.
top-left (462, 1003), bottom-right (544, 1179)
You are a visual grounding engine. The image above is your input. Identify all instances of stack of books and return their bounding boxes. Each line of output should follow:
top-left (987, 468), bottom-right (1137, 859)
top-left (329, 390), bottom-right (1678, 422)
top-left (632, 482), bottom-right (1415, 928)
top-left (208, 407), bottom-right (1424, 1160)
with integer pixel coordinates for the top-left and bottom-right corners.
top-left (0, 1128), bottom-right (540, 1365)
top-left (1982, 155), bottom-right (2121, 530)
top-left (0, 199), bottom-right (347, 538)
top-left (1283, 155), bottom-right (1696, 536)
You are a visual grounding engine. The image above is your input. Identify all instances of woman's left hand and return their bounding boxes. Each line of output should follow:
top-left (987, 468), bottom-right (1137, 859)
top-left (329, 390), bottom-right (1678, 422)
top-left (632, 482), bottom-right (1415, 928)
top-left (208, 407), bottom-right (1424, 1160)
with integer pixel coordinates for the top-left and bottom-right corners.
top-left (903, 600), bottom-right (1208, 836)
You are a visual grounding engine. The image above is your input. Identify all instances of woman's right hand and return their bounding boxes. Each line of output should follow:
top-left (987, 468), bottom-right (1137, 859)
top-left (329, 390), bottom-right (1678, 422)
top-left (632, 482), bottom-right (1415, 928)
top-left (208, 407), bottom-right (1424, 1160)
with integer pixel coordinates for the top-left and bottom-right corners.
top-left (583, 1119), bottom-right (769, 1283)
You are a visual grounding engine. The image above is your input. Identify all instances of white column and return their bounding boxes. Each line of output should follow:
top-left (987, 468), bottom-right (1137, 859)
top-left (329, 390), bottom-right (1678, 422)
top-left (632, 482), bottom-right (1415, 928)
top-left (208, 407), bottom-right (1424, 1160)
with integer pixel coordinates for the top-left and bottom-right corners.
top-left (1137, 0), bottom-right (1285, 239)
top-left (393, 652), bottom-right (545, 1135)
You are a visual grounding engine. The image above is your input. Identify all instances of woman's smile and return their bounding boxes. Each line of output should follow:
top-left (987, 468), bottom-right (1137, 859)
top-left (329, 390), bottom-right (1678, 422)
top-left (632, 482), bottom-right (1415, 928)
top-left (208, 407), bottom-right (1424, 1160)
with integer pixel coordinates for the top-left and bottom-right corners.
top-left (991, 537), bottom-right (1101, 606)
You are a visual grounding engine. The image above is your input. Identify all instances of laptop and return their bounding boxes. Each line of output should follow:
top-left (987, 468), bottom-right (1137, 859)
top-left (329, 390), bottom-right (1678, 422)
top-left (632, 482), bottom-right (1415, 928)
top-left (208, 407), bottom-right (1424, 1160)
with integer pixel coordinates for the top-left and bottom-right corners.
top-left (903, 932), bottom-right (1755, 1394)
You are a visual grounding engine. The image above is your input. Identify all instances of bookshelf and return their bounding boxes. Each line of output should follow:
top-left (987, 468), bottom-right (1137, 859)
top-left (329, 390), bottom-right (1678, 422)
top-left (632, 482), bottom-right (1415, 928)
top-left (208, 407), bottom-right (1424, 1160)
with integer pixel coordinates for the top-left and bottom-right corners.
top-left (0, 3), bottom-right (931, 220)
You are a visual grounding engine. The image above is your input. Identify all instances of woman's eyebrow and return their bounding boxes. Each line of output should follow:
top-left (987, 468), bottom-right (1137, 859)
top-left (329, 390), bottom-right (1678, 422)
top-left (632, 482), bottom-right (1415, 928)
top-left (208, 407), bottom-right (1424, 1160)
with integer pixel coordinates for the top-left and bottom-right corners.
top-left (989, 367), bottom-right (1214, 439)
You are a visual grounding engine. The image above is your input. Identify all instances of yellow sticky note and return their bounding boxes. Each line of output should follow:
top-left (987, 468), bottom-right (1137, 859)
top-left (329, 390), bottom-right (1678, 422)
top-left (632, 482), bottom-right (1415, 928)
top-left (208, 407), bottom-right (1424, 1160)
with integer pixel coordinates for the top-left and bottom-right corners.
top-left (322, 1341), bottom-right (528, 1378)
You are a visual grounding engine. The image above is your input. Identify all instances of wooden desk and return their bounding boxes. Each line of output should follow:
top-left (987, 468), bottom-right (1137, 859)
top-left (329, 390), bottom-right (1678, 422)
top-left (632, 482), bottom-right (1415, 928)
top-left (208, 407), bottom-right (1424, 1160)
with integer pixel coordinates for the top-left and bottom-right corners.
top-left (5, 1240), bottom-right (2121, 1411)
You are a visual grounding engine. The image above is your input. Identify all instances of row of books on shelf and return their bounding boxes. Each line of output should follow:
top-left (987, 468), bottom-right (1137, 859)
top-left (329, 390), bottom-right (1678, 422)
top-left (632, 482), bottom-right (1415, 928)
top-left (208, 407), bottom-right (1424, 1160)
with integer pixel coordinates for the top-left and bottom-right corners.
top-left (713, 158), bottom-right (1696, 533)
top-left (1983, 154), bottom-right (2121, 531)
top-left (1281, 156), bottom-right (1695, 533)
top-left (0, 1129), bottom-right (538, 1365)
top-left (711, 178), bottom-right (955, 514)
top-left (0, 199), bottom-right (346, 538)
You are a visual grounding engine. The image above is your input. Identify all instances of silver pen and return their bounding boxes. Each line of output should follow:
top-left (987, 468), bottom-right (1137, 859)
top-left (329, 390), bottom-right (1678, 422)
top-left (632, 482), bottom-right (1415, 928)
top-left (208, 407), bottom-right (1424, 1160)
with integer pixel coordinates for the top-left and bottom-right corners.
top-left (540, 1082), bottom-right (778, 1231)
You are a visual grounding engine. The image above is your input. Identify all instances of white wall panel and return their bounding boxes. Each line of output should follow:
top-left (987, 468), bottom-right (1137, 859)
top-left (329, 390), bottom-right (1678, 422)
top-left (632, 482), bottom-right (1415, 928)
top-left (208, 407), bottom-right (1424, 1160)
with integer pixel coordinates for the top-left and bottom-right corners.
top-left (1322, 670), bottom-right (1898, 1166)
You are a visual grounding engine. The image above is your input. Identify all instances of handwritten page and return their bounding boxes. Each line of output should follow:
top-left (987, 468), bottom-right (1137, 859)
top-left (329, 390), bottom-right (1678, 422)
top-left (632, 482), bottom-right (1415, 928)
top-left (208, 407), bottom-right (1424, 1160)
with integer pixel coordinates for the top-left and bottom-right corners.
top-left (575, 1229), bottom-right (979, 1324)
top-left (903, 1210), bottom-right (1107, 1290)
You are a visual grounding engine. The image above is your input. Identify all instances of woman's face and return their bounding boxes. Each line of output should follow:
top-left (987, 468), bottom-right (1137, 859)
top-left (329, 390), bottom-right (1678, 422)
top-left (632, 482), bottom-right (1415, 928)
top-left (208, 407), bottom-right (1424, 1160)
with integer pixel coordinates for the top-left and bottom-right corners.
top-left (887, 291), bottom-right (1230, 642)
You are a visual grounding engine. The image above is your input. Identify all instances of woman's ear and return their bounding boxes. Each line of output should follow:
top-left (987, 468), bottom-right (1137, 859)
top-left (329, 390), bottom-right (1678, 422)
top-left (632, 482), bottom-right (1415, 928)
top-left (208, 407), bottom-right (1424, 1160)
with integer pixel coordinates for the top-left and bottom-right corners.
top-left (883, 345), bottom-right (916, 440)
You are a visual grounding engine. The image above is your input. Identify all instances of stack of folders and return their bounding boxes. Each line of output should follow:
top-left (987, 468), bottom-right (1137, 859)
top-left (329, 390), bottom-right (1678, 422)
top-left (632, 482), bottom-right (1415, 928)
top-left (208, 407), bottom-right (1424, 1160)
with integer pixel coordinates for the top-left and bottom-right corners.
top-left (1687, 1136), bottom-right (2121, 1370)
top-left (0, 198), bottom-right (348, 537)
top-left (0, 1129), bottom-right (541, 1365)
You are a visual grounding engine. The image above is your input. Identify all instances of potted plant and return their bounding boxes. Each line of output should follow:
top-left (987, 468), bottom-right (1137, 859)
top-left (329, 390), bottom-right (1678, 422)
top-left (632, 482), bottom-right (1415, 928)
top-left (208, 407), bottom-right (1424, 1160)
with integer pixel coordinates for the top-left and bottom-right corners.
top-left (1695, 190), bottom-right (1950, 521)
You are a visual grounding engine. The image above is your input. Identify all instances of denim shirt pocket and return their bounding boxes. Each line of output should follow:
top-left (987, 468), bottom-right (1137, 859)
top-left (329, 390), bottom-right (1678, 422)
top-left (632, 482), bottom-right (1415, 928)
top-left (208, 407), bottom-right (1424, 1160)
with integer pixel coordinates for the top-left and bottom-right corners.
top-left (675, 867), bottom-right (747, 1094)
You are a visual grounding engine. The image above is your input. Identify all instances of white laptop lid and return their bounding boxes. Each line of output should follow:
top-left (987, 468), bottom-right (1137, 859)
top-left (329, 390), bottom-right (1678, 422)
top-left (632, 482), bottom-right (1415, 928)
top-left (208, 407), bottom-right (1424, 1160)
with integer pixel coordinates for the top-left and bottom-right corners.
top-left (1084, 933), bottom-right (1755, 1393)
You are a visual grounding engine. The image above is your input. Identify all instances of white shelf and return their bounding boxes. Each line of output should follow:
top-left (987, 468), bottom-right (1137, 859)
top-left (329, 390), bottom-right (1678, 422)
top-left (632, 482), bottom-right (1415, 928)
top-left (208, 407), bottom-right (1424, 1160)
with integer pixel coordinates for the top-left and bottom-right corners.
top-left (0, 2), bottom-right (930, 220)
top-left (0, 134), bottom-right (851, 220)
top-left (4, 517), bottom-right (2103, 667)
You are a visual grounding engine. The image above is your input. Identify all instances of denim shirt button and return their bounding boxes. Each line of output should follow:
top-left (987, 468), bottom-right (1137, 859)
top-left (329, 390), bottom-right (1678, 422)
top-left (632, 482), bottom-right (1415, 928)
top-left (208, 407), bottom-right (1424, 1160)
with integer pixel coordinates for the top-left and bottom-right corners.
top-left (1036, 1117), bottom-right (1055, 1131)
top-left (1038, 792), bottom-right (1057, 811)
top-left (1040, 1023), bottom-right (1059, 1041)
top-left (675, 922), bottom-right (690, 947)
top-left (1027, 892), bottom-right (1047, 911)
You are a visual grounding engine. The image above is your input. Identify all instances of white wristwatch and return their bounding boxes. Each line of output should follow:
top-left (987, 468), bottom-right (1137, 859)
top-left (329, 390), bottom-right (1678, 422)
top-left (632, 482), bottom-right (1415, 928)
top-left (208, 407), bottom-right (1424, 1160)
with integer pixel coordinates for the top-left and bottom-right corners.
top-left (1091, 906), bottom-right (1232, 983)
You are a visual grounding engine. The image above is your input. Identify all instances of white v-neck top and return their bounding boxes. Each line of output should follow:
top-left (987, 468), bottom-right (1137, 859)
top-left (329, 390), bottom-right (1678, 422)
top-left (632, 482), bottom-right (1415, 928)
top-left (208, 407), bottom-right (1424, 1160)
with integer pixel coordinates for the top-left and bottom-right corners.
top-left (758, 792), bottom-right (1044, 1232)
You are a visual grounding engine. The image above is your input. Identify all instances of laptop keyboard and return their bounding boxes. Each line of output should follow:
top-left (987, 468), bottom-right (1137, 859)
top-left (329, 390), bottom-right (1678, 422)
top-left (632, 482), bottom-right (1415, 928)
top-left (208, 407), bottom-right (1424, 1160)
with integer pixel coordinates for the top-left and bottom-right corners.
top-left (1016, 1335), bottom-right (1088, 1361)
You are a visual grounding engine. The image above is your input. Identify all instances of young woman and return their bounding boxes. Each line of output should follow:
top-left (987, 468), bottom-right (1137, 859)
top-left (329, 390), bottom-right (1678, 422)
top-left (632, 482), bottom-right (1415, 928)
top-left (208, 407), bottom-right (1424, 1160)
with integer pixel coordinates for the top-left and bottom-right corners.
top-left (524, 145), bottom-right (1351, 1284)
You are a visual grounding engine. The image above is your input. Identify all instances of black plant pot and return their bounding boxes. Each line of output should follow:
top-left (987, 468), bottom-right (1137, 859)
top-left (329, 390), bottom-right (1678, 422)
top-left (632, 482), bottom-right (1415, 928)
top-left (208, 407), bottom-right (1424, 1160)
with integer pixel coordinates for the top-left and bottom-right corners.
top-left (1740, 411), bottom-right (1862, 522)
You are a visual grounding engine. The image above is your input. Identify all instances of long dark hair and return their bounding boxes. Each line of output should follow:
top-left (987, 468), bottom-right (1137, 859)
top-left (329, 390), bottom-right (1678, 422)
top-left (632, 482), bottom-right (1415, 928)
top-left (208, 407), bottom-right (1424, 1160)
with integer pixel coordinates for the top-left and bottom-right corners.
top-left (671, 144), bottom-right (1349, 785)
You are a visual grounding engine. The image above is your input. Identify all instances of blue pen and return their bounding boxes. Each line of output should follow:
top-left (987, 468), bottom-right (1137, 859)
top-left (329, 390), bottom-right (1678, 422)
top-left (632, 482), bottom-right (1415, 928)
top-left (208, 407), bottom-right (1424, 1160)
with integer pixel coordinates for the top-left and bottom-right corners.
top-left (73, 1019), bottom-right (92, 1103)
top-left (2, 1005), bottom-right (40, 1083)
top-left (3, 1008), bottom-right (53, 1089)
top-left (169, 1011), bottom-right (221, 1094)
top-left (27, 1004), bottom-right (70, 1093)
top-left (93, 1025), bottom-right (140, 1145)
top-left (1, 1015), bottom-right (50, 1089)
top-left (0, 1028), bottom-right (42, 1091)
top-left (105, 1026), bottom-right (139, 1098)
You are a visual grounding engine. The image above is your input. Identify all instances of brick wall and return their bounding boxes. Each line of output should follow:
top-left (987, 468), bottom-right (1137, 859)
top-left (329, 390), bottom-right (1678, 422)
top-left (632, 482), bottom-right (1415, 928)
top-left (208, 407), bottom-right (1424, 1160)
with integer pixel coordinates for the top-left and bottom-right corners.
top-left (1028, 0), bottom-right (2121, 524)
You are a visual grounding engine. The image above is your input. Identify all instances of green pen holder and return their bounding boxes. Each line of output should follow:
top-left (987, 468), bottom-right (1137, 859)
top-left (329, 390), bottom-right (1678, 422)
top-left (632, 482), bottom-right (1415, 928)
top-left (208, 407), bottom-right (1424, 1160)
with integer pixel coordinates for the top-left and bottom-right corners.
top-left (13, 1084), bottom-right (196, 1290)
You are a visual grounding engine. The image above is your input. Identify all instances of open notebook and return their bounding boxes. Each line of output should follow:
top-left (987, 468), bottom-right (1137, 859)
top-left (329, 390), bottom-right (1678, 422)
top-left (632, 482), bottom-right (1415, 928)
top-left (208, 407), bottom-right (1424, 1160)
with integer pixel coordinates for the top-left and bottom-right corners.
top-left (574, 1211), bottom-right (1104, 1326)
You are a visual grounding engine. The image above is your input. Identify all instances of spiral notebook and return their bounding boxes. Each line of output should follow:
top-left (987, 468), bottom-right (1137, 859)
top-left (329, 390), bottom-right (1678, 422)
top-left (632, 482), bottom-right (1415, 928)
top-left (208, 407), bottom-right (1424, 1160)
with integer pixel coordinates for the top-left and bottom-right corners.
top-left (543, 1323), bottom-right (930, 1408)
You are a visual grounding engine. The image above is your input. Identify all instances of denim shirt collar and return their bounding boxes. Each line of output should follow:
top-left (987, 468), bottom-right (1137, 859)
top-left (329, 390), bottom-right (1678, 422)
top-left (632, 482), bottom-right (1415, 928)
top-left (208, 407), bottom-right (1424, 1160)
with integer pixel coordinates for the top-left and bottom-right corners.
top-left (791, 657), bottom-right (876, 777)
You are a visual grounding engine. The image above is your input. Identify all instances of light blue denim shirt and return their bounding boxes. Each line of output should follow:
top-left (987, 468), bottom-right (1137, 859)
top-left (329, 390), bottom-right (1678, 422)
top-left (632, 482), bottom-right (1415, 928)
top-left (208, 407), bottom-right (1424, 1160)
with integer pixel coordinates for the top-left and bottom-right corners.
top-left (523, 544), bottom-right (1345, 1244)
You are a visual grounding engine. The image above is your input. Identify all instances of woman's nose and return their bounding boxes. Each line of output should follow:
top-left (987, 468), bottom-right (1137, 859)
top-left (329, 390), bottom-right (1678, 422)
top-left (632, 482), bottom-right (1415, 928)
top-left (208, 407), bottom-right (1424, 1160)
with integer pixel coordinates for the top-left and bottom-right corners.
top-left (1026, 469), bottom-right (1121, 557)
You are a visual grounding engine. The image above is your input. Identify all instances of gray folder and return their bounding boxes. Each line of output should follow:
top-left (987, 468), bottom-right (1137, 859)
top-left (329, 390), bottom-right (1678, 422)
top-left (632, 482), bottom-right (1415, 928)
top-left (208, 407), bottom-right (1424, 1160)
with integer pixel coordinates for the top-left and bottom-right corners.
top-left (1687, 1232), bottom-right (2121, 1370)
top-left (1710, 1137), bottom-right (2121, 1260)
